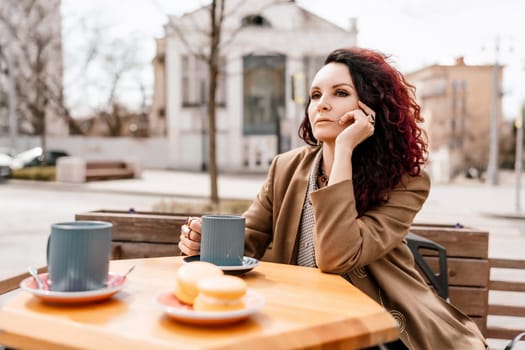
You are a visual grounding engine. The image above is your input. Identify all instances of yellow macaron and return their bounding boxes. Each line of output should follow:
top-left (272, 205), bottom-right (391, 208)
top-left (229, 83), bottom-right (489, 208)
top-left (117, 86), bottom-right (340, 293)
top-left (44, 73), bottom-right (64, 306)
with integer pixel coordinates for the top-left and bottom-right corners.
top-left (173, 261), bottom-right (223, 305)
top-left (193, 275), bottom-right (247, 312)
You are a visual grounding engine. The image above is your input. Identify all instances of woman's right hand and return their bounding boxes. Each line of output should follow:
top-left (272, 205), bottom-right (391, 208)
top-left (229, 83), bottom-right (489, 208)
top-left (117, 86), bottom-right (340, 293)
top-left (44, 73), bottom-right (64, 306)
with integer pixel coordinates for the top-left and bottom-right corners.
top-left (178, 217), bottom-right (202, 256)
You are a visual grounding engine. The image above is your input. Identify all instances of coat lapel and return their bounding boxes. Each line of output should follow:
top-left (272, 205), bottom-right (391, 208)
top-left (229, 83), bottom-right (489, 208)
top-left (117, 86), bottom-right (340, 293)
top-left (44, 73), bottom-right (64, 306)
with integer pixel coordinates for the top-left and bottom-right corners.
top-left (274, 148), bottom-right (318, 264)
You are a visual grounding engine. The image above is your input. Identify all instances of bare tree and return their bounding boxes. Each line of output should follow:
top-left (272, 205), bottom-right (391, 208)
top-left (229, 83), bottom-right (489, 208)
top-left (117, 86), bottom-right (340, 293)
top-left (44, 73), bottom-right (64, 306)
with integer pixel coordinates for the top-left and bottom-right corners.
top-left (206, 0), bottom-right (225, 205)
top-left (159, 0), bottom-right (288, 205)
top-left (61, 5), bottom-right (148, 137)
top-left (0, 0), bottom-right (83, 160)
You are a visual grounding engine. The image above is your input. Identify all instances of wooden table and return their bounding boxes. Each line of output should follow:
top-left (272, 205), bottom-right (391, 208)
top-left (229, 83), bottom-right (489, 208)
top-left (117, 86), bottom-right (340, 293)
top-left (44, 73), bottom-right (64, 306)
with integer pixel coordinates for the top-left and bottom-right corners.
top-left (0, 257), bottom-right (399, 350)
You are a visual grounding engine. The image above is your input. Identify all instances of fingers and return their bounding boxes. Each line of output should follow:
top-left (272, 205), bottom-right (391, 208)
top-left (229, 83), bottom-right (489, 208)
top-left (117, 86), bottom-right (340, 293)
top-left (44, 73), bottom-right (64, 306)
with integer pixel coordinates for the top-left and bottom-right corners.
top-left (338, 108), bottom-right (374, 128)
top-left (336, 103), bottom-right (375, 147)
top-left (338, 111), bottom-right (356, 125)
top-left (179, 234), bottom-right (201, 253)
top-left (179, 216), bottom-right (202, 256)
top-left (183, 217), bottom-right (202, 242)
top-left (181, 224), bottom-right (201, 242)
top-left (358, 100), bottom-right (376, 125)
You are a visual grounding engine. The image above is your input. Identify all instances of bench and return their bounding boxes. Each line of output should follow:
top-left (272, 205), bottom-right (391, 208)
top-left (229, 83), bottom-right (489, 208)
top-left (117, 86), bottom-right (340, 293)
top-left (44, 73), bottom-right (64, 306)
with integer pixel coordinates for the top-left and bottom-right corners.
top-left (75, 210), bottom-right (192, 258)
top-left (56, 157), bottom-right (140, 182)
top-left (408, 224), bottom-right (490, 334)
top-left (488, 258), bottom-right (525, 345)
top-left (85, 161), bottom-right (135, 181)
top-left (72, 211), bottom-right (525, 348)
top-left (409, 223), bottom-right (525, 349)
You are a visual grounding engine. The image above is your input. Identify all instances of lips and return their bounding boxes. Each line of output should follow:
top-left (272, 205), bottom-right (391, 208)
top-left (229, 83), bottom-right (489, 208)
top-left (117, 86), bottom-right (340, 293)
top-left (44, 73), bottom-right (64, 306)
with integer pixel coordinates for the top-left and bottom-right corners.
top-left (315, 118), bottom-right (337, 124)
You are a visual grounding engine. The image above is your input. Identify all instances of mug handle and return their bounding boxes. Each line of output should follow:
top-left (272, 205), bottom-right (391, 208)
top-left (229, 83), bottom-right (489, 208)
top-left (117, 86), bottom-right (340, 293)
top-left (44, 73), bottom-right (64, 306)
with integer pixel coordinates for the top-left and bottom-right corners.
top-left (46, 233), bottom-right (51, 266)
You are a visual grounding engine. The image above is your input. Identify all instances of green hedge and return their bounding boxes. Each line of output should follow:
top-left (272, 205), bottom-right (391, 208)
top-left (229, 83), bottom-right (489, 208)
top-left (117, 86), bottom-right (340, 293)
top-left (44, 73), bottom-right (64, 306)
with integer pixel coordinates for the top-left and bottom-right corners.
top-left (11, 166), bottom-right (56, 181)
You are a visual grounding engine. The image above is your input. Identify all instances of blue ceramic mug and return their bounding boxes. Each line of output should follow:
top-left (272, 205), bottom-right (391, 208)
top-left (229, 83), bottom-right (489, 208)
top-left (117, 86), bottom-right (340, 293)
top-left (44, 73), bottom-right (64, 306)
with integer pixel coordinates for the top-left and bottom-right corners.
top-left (200, 215), bottom-right (245, 266)
top-left (47, 221), bottom-right (112, 292)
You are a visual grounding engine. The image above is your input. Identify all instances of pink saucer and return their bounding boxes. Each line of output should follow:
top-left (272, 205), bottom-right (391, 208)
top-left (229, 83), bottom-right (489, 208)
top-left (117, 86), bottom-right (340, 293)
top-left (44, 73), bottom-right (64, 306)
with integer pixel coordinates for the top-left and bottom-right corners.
top-left (20, 273), bottom-right (126, 304)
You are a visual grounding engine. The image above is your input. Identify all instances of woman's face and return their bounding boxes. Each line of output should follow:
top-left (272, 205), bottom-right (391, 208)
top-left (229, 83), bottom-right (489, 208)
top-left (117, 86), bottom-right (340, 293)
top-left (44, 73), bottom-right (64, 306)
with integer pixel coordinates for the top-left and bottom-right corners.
top-left (307, 62), bottom-right (359, 143)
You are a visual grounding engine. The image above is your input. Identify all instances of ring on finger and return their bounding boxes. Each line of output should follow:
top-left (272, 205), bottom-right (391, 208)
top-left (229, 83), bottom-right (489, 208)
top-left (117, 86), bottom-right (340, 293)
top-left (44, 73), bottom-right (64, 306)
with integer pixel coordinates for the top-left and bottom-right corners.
top-left (182, 224), bottom-right (191, 238)
top-left (185, 217), bottom-right (195, 226)
top-left (368, 113), bottom-right (376, 125)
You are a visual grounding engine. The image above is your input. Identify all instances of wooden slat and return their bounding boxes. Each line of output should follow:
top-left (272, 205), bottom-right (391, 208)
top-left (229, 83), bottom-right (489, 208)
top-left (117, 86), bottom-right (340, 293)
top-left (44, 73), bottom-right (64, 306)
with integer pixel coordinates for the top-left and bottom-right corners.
top-left (489, 304), bottom-right (525, 317)
top-left (0, 267), bottom-right (47, 295)
top-left (76, 210), bottom-right (196, 243)
top-left (490, 258), bottom-right (525, 269)
top-left (111, 242), bottom-right (180, 260)
top-left (410, 225), bottom-right (489, 259)
top-left (86, 161), bottom-right (127, 169)
top-left (489, 280), bottom-right (525, 292)
top-left (448, 286), bottom-right (488, 317)
top-left (85, 169), bottom-right (134, 181)
top-left (421, 256), bottom-right (489, 287)
top-left (486, 327), bottom-right (525, 340)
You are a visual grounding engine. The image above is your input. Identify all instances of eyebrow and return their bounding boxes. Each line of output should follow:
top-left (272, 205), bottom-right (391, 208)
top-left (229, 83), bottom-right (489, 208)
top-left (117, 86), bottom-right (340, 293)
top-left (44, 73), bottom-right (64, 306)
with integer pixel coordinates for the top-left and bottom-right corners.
top-left (310, 83), bottom-right (355, 91)
top-left (333, 83), bottom-right (355, 90)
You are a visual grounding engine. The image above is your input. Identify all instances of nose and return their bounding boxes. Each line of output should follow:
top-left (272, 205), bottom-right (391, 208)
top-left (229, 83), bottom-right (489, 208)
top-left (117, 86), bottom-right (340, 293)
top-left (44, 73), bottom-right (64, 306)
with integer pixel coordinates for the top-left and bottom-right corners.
top-left (317, 96), bottom-right (331, 112)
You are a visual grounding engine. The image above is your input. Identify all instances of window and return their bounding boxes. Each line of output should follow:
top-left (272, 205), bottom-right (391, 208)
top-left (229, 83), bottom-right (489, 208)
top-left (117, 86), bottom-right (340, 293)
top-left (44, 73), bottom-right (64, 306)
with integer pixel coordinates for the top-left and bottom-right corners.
top-left (243, 55), bottom-right (286, 135)
top-left (181, 55), bottom-right (227, 108)
top-left (241, 14), bottom-right (271, 28)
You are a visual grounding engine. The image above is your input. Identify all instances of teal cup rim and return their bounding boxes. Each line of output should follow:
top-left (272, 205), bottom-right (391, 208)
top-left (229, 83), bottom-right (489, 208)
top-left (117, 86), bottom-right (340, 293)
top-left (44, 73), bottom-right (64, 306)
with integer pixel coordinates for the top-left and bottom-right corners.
top-left (202, 215), bottom-right (244, 220)
top-left (52, 221), bottom-right (113, 230)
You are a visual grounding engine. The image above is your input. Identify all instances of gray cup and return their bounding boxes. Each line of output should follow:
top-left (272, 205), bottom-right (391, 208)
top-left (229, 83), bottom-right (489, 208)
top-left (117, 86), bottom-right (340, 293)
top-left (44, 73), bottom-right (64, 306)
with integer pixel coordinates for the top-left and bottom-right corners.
top-left (47, 221), bottom-right (112, 292)
top-left (201, 215), bottom-right (245, 266)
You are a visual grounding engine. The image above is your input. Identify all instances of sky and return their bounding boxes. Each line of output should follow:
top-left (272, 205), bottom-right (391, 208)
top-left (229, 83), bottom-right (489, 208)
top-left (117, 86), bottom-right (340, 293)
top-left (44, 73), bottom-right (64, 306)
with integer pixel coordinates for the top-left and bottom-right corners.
top-left (61, 0), bottom-right (525, 119)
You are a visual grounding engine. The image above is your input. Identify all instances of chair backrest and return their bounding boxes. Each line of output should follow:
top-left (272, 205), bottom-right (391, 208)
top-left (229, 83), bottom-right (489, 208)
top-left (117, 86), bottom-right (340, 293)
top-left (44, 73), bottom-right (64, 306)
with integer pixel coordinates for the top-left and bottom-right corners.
top-left (406, 232), bottom-right (449, 300)
top-left (409, 223), bottom-right (489, 335)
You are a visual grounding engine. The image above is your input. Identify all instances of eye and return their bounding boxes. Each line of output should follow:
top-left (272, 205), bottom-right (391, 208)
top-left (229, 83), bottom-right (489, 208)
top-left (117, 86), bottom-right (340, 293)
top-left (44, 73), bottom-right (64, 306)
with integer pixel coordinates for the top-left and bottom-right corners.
top-left (310, 91), bottom-right (321, 99)
top-left (335, 89), bottom-right (349, 97)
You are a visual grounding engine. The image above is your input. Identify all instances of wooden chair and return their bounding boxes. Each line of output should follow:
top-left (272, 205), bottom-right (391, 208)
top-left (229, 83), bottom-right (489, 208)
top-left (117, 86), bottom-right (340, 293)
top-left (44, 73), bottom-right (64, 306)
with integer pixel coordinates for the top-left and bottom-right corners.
top-left (75, 210), bottom-right (194, 259)
top-left (409, 223), bottom-right (490, 334)
top-left (410, 224), bottom-right (525, 350)
top-left (488, 258), bottom-right (525, 348)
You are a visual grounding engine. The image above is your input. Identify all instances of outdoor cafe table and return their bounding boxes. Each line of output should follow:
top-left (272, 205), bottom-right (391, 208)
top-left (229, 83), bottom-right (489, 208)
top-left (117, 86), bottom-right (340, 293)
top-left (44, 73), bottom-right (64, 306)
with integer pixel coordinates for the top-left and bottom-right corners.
top-left (0, 257), bottom-right (399, 350)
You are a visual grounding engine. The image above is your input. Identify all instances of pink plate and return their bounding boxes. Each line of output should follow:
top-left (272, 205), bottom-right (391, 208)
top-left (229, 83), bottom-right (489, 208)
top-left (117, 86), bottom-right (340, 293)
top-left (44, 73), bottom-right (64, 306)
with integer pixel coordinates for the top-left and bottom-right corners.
top-left (20, 273), bottom-right (126, 304)
top-left (154, 289), bottom-right (265, 325)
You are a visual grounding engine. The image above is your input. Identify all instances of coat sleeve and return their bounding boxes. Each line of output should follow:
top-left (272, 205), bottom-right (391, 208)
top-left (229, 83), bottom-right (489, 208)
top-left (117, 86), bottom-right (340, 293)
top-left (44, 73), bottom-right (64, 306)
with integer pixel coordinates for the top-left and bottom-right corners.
top-left (310, 171), bottom-right (430, 274)
top-left (242, 155), bottom-right (278, 259)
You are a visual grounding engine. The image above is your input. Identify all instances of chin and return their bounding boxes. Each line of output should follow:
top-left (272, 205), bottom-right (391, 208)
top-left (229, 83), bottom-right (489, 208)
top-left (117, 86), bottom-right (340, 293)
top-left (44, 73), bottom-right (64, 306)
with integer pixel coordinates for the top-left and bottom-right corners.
top-left (314, 135), bottom-right (335, 144)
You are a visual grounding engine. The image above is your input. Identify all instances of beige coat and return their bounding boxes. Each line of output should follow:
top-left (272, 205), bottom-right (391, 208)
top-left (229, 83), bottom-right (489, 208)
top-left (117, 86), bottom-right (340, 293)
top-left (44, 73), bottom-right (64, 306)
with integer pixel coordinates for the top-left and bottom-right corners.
top-left (243, 145), bottom-right (487, 350)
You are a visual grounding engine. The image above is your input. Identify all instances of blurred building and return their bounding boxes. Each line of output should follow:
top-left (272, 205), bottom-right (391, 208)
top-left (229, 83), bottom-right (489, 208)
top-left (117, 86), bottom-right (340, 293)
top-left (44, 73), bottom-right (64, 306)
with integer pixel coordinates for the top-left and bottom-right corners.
top-left (150, 0), bottom-right (357, 172)
top-left (0, 0), bottom-right (66, 142)
top-left (406, 57), bottom-right (503, 182)
top-left (78, 104), bottom-right (149, 138)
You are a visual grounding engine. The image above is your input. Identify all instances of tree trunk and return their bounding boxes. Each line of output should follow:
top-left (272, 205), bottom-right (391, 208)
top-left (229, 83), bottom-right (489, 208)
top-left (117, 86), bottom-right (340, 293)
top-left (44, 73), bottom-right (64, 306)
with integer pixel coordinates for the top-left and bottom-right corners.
top-left (207, 0), bottom-right (224, 205)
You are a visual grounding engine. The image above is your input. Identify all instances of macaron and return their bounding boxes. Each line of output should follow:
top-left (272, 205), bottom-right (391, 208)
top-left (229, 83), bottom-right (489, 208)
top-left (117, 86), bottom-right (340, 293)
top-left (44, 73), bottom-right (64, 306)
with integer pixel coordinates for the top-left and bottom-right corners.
top-left (173, 261), bottom-right (223, 305)
top-left (193, 275), bottom-right (247, 312)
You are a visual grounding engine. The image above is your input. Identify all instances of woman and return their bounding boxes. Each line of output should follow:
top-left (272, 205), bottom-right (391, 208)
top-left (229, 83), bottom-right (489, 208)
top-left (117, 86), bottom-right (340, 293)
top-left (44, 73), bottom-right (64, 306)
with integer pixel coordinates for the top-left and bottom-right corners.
top-left (179, 47), bottom-right (487, 349)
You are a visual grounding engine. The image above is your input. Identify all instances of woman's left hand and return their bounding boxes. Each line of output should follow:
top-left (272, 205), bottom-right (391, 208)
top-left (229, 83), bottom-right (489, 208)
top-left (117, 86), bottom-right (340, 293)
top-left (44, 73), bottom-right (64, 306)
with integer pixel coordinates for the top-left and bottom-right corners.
top-left (336, 100), bottom-right (376, 151)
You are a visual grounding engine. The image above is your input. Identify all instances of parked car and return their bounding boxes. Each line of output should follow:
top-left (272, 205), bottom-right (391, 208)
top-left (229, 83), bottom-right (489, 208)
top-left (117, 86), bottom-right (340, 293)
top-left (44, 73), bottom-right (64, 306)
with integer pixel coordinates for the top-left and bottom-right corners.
top-left (10, 147), bottom-right (69, 170)
top-left (0, 147), bottom-right (14, 157)
top-left (0, 153), bottom-right (13, 178)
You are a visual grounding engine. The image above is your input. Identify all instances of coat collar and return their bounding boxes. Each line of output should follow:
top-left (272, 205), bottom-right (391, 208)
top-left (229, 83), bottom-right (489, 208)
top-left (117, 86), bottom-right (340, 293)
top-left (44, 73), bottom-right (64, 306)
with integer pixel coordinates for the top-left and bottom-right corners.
top-left (275, 147), bottom-right (321, 264)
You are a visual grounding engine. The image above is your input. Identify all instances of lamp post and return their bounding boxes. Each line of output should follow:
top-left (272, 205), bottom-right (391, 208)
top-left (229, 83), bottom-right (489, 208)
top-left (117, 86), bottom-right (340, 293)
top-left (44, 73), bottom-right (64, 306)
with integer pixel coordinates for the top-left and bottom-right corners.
top-left (486, 37), bottom-right (501, 185)
top-left (515, 107), bottom-right (523, 212)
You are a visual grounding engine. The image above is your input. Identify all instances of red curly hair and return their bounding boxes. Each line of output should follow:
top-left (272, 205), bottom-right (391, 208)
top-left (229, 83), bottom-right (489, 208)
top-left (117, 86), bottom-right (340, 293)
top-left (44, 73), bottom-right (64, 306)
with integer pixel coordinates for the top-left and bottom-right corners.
top-left (299, 47), bottom-right (428, 216)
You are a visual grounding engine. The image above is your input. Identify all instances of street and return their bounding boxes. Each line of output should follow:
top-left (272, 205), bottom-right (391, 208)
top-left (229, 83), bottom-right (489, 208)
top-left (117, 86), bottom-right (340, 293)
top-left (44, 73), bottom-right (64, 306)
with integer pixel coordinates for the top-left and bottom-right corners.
top-left (0, 185), bottom-right (165, 279)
